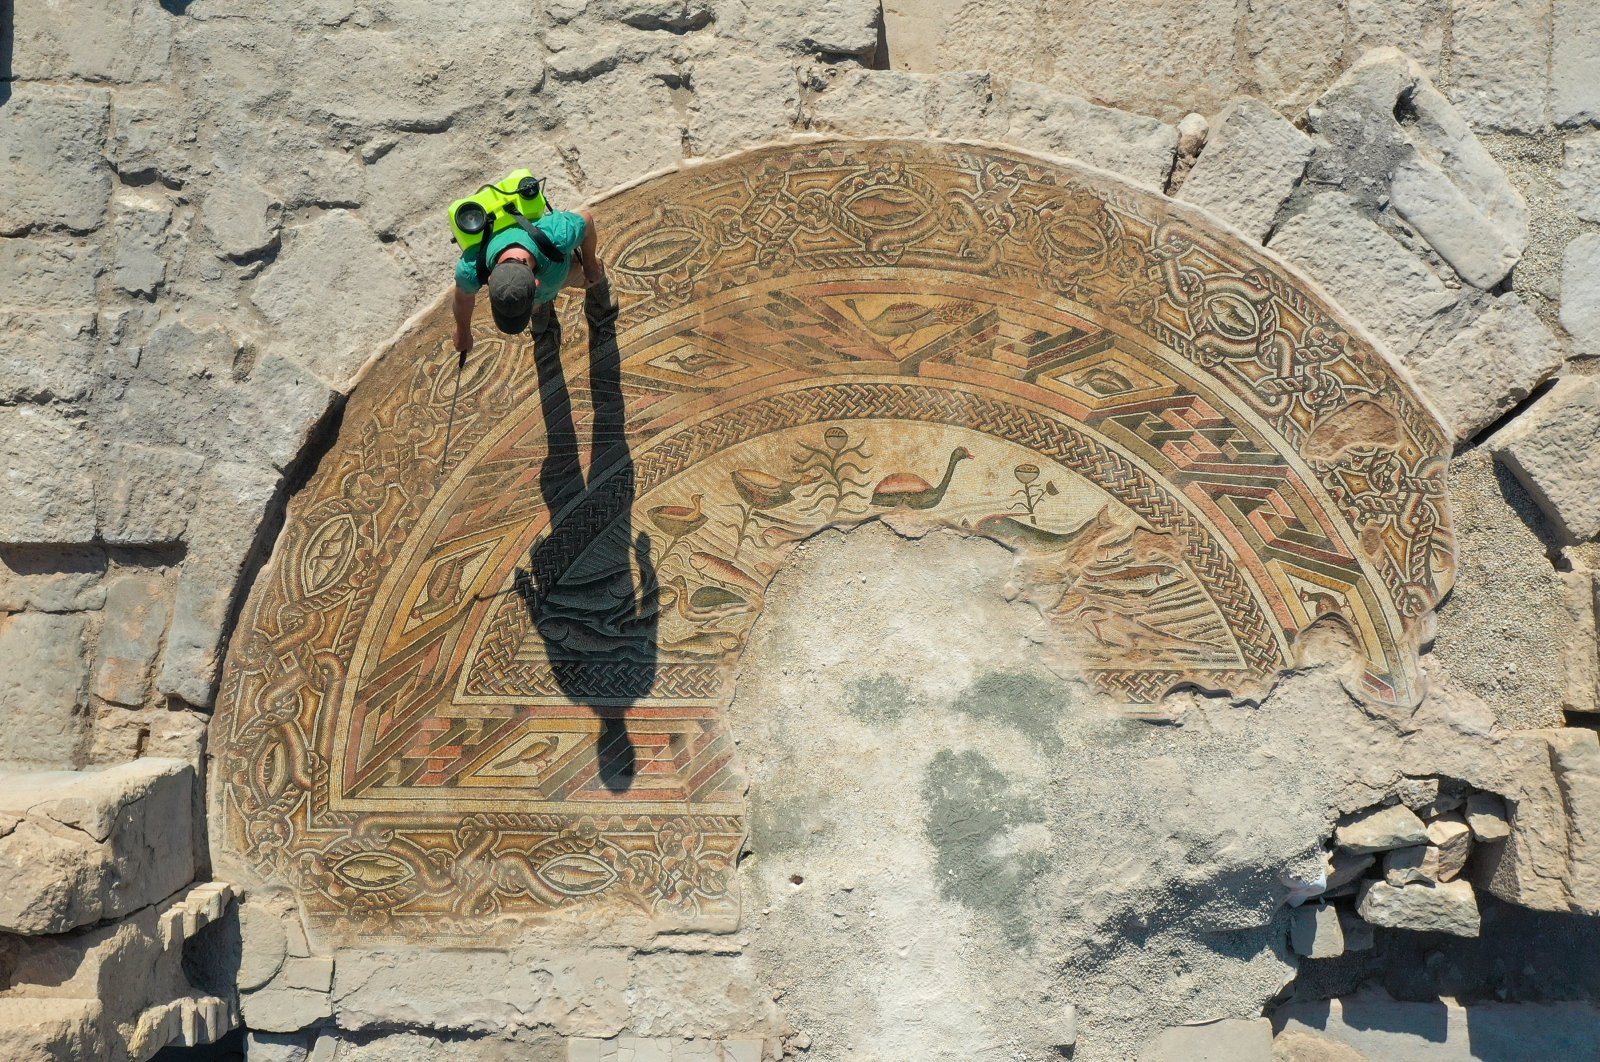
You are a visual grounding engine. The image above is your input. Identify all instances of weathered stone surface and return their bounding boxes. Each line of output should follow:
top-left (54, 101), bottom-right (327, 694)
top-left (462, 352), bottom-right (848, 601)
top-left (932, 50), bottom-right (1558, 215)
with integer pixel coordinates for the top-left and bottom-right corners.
top-left (1241, 0), bottom-right (1345, 114)
top-left (1493, 376), bottom-right (1600, 543)
top-left (553, 67), bottom-right (686, 194)
top-left (1277, 997), bottom-right (1600, 1061)
top-left (237, 901), bottom-right (290, 992)
top-left (732, 0), bottom-right (881, 59)
top-left (0, 311), bottom-right (97, 407)
top-left (1406, 294), bottom-right (1562, 441)
top-left (201, 173), bottom-right (283, 262)
top-left (1448, 0), bottom-right (1551, 132)
top-left (247, 1031), bottom-right (316, 1062)
top-left (805, 69), bottom-right (1006, 143)
top-left (105, 86), bottom-right (195, 188)
top-left (251, 210), bottom-right (419, 389)
top-left (1139, 1018), bottom-right (1273, 1062)
top-left (1289, 903), bottom-right (1345, 958)
top-left (0, 998), bottom-right (106, 1061)
top-left (1552, 0), bottom-right (1600, 125)
top-left (1336, 803), bottom-right (1428, 854)
top-left (1560, 233), bottom-right (1600, 357)
top-left (0, 612), bottom-right (91, 769)
top-left (0, 237), bottom-right (102, 311)
top-left (92, 574), bottom-right (171, 707)
top-left (0, 546), bottom-right (106, 613)
top-left (94, 441), bottom-right (206, 546)
top-left (1544, 728), bottom-right (1600, 914)
top-left (1268, 194), bottom-right (1454, 358)
top-left (0, 88), bottom-right (114, 236)
top-left (685, 53), bottom-right (800, 159)
top-left (1426, 816), bottom-right (1473, 879)
top-left (9, 0), bottom-right (175, 83)
top-left (1003, 80), bottom-right (1178, 190)
top-left (1467, 792), bottom-right (1512, 842)
top-left (0, 405), bottom-right (97, 545)
top-left (1176, 96), bottom-right (1312, 242)
top-left (0, 759), bottom-right (196, 934)
top-left (110, 199), bottom-right (172, 299)
top-left (1358, 878), bottom-right (1481, 936)
top-left (239, 982), bottom-right (334, 1035)
top-left (1560, 131), bottom-right (1600, 224)
top-left (1390, 155), bottom-right (1520, 289)
top-left (1347, 0), bottom-right (1448, 69)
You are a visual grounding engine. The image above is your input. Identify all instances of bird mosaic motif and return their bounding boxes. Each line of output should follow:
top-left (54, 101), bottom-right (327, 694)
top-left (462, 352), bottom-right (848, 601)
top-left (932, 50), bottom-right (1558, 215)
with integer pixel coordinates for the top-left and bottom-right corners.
top-left (211, 139), bottom-right (1455, 937)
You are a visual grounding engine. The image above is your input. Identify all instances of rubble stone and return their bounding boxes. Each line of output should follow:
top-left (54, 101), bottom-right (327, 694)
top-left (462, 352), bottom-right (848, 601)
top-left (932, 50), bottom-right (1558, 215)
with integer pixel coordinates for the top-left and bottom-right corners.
top-left (1289, 904), bottom-right (1345, 958)
top-left (1466, 792), bottom-right (1513, 842)
top-left (1268, 194), bottom-right (1455, 359)
top-left (1426, 816), bottom-right (1473, 880)
top-left (0, 311), bottom-right (98, 407)
top-left (1176, 96), bottom-right (1313, 242)
top-left (1335, 803), bottom-right (1429, 854)
top-left (0, 612), bottom-right (91, 769)
top-left (0, 759), bottom-right (196, 934)
top-left (1493, 376), bottom-right (1600, 543)
top-left (1358, 878), bottom-right (1481, 936)
top-left (1405, 294), bottom-right (1562, 441)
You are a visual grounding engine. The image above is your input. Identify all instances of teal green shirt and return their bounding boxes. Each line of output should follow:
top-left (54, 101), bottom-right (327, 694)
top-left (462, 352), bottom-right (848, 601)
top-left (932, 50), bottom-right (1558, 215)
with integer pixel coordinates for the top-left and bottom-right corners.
top-left (454, 209), bottom-right (586, 304)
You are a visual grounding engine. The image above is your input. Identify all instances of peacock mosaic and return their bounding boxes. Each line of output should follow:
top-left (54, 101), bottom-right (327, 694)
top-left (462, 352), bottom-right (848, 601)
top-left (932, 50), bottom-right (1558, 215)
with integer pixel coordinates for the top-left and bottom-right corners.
top-left (212, 139), bottom-right (1456, 936)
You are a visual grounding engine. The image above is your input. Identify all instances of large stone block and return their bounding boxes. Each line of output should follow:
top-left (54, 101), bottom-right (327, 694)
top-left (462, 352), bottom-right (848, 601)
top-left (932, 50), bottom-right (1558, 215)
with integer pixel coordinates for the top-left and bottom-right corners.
top-left (1562, 131), bottom-right (1600, 224)
top-left (1357, 878), bottom-right (1482, 937)
top-left (729, 0), bottom-right (881, 59)
top-left (93, 573), bottom-right (171, 707)
top-left (1139, 1018), bottom-right (1273, 1062)
top-left (1336, 803), bottom-right (1428, 854)
top-left (0, 759), bottom-right (196, 935)
top-left (94, 441), bottom-right (206, 546)
top-left (0, 404), bottom-right (97, 545)
top-left (1493, 376), bottom-right (1600, 543)
top-left (0, 88), bottom-right (114, 236)
top-left (9, 0), bottom-right (174, 83)
top-left (1552, 0), bottom-right (1600, 126)
top-left (1347, 0), bottom-right (1449, 69)
top-left (1405, 294), bottom-right (1562, 441)
top-left (1561, 233), bottom-right (1600, 358)
top-left (0, 546), bottom-right (106, 614)
top-left (1002, 80), bottom-right (1178, 190)
top-left (1268, 193), bottom-right (1455, 358)
top-left (1177, 96), bottom-right (1313, 242)
top-left (200, 172), bottom-right (283, 262)
top-left (0, 238), bottom-right (103, 311)
top-left (805, 68), bottom-right (1006, 143)
top-left (251, 209), bottom-right (421, 389)
top-left (552, 67), bottom-right (687, 194)
top-left (1544, 728), bottom-right (1600, 914)
top-left (0, 612), bottom-right (91, 769)
top-left (0, 311), bottom-right (97, 407)
top-left (686, 52), bottom-right (802, 159)
top-left (1447, 0), bottom-right (1551, 132)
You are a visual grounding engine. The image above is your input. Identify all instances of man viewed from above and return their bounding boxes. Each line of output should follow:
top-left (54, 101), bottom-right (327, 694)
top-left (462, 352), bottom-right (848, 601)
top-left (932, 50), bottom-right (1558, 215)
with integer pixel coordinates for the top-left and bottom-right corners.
top-left (450, 180), bottom-right (610, 355)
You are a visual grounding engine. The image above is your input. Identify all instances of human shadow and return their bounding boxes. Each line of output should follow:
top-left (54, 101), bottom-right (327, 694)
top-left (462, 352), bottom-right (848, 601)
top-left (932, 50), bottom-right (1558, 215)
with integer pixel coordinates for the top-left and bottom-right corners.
top-left (0, 0), bottom-right (14, 107)
top-left (515, 287), bottom-right (658, 793)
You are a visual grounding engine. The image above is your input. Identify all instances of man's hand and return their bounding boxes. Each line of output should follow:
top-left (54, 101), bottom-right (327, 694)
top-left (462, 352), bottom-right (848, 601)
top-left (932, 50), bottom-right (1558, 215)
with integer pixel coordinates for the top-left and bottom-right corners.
top-left (451, 287), bottom-right (476, 355)
top-left (453, 324), bottom-right (474, 356)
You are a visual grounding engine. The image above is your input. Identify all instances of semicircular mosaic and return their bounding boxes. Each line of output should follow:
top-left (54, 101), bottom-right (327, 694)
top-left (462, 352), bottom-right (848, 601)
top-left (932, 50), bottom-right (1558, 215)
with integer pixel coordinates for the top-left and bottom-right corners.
top-left (213, 139), bottom-right (1455, 935)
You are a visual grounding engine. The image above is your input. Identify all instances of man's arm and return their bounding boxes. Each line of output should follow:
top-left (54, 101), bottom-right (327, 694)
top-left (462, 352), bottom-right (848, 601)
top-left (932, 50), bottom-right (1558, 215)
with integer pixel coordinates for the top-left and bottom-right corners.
top-left (452, 286), bottom-right (475, 356)
top-left (575, 207), bottom-right (604, 284)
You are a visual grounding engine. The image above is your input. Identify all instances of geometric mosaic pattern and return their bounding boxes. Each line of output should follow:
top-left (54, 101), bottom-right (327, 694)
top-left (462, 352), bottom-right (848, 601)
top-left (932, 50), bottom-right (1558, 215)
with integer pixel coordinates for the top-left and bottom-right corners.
top-left (212, 140), bottom-right (1455, 936)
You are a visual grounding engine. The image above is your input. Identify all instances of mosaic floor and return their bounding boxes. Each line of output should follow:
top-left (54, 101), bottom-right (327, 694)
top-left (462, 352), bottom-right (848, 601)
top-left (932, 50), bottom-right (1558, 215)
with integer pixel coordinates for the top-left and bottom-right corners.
top-left (213, 140), bottom-right (1455, 935)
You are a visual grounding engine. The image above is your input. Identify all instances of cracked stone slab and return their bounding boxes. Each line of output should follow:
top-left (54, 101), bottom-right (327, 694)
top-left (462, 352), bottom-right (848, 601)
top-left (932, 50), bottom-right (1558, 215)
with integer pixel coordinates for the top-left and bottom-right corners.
top-left (1493, 375), bottom-right (1600, 543)
top-left (1176, 96), bottom-right (1313, 243)
top-left (1405, 294), bottom-right (1562, 441)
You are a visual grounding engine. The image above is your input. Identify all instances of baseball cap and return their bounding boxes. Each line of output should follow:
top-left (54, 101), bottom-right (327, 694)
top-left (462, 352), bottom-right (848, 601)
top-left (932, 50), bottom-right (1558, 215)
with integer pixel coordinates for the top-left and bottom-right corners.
top-left (488, 260), bottom-right (537, 334)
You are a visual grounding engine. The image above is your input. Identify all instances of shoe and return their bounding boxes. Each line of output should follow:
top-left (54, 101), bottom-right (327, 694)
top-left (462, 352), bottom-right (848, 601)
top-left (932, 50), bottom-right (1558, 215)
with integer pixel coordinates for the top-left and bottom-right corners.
top-left (585, 276), bottom-right (619, 328)
top-left (528, 300), bottom-right (554, 337)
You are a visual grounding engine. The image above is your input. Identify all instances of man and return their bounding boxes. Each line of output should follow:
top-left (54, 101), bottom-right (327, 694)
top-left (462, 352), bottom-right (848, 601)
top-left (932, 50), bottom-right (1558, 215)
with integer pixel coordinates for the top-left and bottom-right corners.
top-left (451, 204), bottom-right (608, 355)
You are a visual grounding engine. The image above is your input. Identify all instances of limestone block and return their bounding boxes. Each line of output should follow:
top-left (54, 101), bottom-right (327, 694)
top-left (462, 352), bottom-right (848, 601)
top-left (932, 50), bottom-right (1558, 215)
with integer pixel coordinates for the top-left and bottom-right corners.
top-left (551, 67), bottom-right (686, 196)
top-left (0, 998), bottom-right (106, 1061)
top-left (1241, 0), bottom-right (1345, 114)
top-left (1267, 194), bottom-right (1454, 359)
top-left (106, 87), bottom-right (195, 188)
top-left (0, 311), bottom-right (97, 407)
top-left (1560, 131), bottom-right (1600, 223)
top-left (1278, 997), bottom-right (1600, 1061)
top-left (0, 88), bottom-right (114, 235)
top-left (0, 546), bottom-right (106, 613)
top-left (0, 237), bottom-right (102, 311)
top-left (247, 1031), bottom-right (315, 1062)
top-left (237, 901), bottom-right (290, 992)
top-left (732, 0), bottom-right (880, 59)
top-left (1390, 155), bottom-right (1520, 289)
top-left (201, 173), bottom-right (283, 262)
top-left (283, 29), bottom-right (494, 134)
top-left (1176, 96), bottom-right (1313, 243)
top-left (0, 759), bottom-right (196, 935)
top-left (1493, 376), bottom-right (1600, 543)
top-left (239, 983), bottom-right (334, 1036)
top-left (156, 460), bottom-right (281, 707)
top-left (1425, 816), bottom-right (1472, 880)
top-left (1544, 728), bottom-right (1600, 914)
top-left (111, 200), bottom-right (171, 298)
top-left (686, 52), bottom-right (800, 159)
top-left (1002, 80), bottom-right (1178, 191)
top-left (9, 0), bottom-right (174, 82)
top-left (1448, 0), bottom-right (1551, 132)
top-left (1289, 904), bottom-right (1345, 958)
top-left (1561, 233), bottom-right (1600, 357)
top-left (0, 612), bottom-right (91, 769)
top-left (1347, 0), bottom-right (1448, 69)
top-left (92, 573), bottom-right (171, 707)
top-left (1466, 792), bottom-right (1512, 842)
top-left (1357, 879), bottom-right (1481, 936)
top-left (1335, 803), bottom-right (1428, 854)
top-left (94, 441), bottom-right (206, 546)
top-left (1553, 0), bottom-right (1600, 126)
top-left (1405, 294), bottom-right (1562, 441)
top-left (0, 405), bottom-right (97, 545)
top-left (251, 210), bottom-right (420, 389)
top-left (805, 68), bottom-right (1006, 142)
top-left (1139, 1018), bottom-right (1274, 1061)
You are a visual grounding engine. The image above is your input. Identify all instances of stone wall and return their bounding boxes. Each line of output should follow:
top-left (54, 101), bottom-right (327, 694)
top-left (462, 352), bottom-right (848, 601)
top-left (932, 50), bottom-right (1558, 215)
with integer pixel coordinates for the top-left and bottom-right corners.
top-left (1, 1), bottom-right (1599, 1059)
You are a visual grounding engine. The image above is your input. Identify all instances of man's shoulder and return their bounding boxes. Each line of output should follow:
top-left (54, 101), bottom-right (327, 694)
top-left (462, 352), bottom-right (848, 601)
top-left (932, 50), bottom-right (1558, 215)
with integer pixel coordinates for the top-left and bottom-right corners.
top-left (538, 209), bottom-right (586, 250)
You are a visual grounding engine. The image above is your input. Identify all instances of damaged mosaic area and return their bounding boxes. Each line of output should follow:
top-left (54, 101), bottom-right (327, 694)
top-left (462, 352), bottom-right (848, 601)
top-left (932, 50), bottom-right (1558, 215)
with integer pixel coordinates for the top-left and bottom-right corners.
top-left (212, 139), bottom-right (1454, 934)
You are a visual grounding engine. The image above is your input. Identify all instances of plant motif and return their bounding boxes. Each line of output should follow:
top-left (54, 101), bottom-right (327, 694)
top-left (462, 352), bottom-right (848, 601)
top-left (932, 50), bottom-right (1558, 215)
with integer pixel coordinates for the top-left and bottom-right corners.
top-left (1010, 463), bottom-right (1059, 525)
top-left (791, 426), bottom-right (873, 519)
